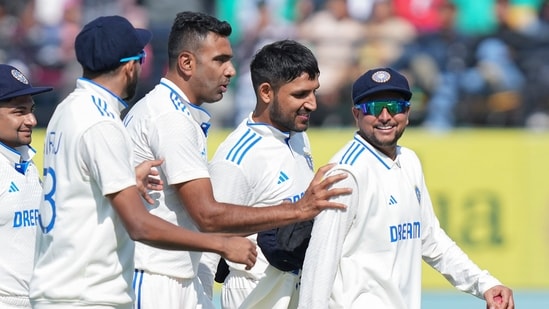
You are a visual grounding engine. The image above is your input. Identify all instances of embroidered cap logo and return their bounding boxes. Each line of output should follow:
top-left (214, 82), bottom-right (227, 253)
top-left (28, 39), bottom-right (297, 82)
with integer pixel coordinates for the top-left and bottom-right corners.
top-left (11, 69), bottom-right (29, 84)
top-left (371, 70), bottom-right (391, 84)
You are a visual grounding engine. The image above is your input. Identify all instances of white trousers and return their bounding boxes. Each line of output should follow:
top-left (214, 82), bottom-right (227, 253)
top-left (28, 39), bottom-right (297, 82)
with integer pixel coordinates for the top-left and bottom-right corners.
top-left (133, 269), bottom-right (215, 309)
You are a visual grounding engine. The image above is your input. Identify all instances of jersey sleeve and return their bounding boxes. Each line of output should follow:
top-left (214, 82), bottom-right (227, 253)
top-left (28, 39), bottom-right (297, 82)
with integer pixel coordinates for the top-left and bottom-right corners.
top-left (209, 159), bottom-right (253, 205)
top-left (150, 112), bottom-right (210, 185)
top-left (80, 121), bottom-right (136, 196)
top-left (298, 167), bottom-right (359, 309)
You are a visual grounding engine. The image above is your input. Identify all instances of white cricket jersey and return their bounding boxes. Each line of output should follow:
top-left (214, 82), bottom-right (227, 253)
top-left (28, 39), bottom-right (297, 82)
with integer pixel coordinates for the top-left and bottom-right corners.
top-left (0, 144), bottom-right (41, 308)
top-left (299, 133), bottom-right (502, 309)
top-left (30, 78), bottom-right (138, 309)
top-left (124, 78), bottom-right (211, 278)
top-left (209, 116), bottom-right (314, 302)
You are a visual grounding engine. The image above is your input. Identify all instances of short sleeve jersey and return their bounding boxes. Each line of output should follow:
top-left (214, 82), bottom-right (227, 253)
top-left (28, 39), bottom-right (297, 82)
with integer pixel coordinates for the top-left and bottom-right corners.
top-left (30, 78), bottom-right (137, 308)
top-left (0, 144), bottom-right (41, 307)
top-left (209, 116), bottom-right (315, 279)
top-left (124, 78), bottom-right (211, 278)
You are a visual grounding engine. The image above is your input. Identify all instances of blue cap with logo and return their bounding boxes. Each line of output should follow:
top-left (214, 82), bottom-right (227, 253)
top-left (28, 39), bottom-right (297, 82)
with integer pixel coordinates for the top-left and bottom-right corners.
top-left (75, 15), bottom-right (152, 72)
top-left (352, 67), bottom-right (412, 104)
top-left (0, 64), bottom-right (53, 101)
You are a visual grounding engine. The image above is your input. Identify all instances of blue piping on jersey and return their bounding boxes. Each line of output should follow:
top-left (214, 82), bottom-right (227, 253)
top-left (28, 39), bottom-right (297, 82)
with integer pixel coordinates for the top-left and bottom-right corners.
top-left (160, 81), bottom-right (211, 136)
top-left (133, 269), bottom-right (144, 309)
top-left (0, 142), bottom-right (36, 174)
top-left (159, 81), bottom-right (212, 117)
top-left (339, 136), bottom-right (391, 169)
top-left (0, 140), bottom-right (22, 156)
top-left (247, 121), bottom-right (291, 136)
top-left (339, 141), bottom-right (365, 166)
top-left (78, 78), bottom-right (128, 108)
top-left (123, 114), bottom-right (133, 127)
top-left (247, 120), bottom-right (294, 155)
top-left (226, 128), bottom-right (262, 165)
top-left (285, 136), bottom-right (291, 149)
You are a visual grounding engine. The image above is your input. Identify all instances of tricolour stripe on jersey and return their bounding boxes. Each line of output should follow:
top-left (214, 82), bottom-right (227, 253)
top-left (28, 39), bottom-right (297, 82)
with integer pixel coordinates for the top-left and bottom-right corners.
top-left (225, 128), bottom-right (262, 165)
top-left (339, 137), bottom-right (391, 169)
top-left (339, 141), bottom-right (365, 166)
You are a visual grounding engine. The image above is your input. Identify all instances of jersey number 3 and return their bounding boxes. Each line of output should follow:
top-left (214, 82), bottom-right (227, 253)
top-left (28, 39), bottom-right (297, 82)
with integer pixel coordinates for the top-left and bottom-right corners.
top-left (39, 167), bottom-right (57, 233)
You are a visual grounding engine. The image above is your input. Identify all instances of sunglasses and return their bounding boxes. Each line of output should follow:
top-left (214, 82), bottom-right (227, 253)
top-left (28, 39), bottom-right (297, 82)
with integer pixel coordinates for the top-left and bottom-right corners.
top-left (354, 99), bottom-right (410, 117)
top-left (120, 50), bottom-right (146, 65)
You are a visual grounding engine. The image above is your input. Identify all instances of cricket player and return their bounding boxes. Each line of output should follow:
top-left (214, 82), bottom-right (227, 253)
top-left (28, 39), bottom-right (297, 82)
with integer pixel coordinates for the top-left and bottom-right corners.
top-left (123, 12), bottom-right (349, 309)
top-left (30, 15), bottom-right (256, 309)
top-left (211, 40), bottom-right (319, 309)
top-left (0, 64), bottom-right (52, 309)
top-left (298, 67), bottom-right (515, 309)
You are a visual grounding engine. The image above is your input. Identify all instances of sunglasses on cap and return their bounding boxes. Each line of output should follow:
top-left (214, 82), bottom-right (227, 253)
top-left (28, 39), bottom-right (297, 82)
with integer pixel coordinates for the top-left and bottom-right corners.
top-left (354, 99), bottom-right (410, 117)
top-left (120, 50), bottom-right (146, 65)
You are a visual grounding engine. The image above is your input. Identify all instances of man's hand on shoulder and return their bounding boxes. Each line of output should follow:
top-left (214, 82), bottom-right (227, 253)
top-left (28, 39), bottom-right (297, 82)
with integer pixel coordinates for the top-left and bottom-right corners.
top-left (295, 163), bottom-right (351, 220)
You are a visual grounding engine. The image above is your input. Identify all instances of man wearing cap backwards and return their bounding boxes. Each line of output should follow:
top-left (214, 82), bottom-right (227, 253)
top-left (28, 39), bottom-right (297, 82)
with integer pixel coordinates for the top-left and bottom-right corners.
top-left (29, 15), bottom-right (257, 309)
top-left (123, 11), bottom-right (350, 309)
top-left (0, 64), bottom-right (52, 309)
top-left (298, 67), bottom-right (515, 309)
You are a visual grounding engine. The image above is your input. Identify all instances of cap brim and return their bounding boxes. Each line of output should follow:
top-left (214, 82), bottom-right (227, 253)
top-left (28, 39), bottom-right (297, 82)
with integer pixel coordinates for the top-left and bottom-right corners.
top-left (0, 86), bottom-right (53, 102)
top-left (135, 29), bottom-right (152, 49)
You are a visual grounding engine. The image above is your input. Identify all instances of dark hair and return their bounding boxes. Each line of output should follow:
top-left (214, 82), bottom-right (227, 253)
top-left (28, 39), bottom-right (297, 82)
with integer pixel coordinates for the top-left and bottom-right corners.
top-left (250, 40), bottom-right (319, 92)
top-left (168, 11), bottom-right (232, 67)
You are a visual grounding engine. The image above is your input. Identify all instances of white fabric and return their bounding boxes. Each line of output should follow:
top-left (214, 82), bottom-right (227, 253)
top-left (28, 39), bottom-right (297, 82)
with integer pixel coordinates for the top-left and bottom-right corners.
top-left (197, 252), bottom-right (219, 299)
top-left (125, 78), bottom-right (211, 277)
top-left (206, 116), bottom-right (314, 309)
top-left (0, 144), bottom-right (41, 309)
top-left (132, 270), bottom-right (214, 309)
top-left (124, 78), bottom-right (213, 308)
top-left (299, 133), bottom-right (502, 309)
top-left (30, 78), bottom-right (137, 308)
top-left (238, 265), bottom-right (300, 309)
top-left (220, 270), bottom-right (260, 309)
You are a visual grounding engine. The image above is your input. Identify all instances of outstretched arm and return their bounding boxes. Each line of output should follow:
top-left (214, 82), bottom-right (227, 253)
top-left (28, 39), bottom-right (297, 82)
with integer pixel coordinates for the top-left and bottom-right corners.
top-left (420, 177), bottom-right (509, 301)
top-left (108, 186), bottom-right (257, 269)
top-left (178, 163), bottom-right (352, 233)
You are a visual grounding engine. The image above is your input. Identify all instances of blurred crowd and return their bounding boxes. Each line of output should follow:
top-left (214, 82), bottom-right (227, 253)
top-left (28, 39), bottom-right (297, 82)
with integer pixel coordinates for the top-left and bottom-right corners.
top-left (2, 0), bottom-right (549, 130)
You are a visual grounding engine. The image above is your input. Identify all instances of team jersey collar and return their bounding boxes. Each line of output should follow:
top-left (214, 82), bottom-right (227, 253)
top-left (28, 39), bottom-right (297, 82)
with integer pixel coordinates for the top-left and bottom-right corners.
top-left (76, 78), bottom-right (129, 114)
top-left (159, 78), bottom-right (212, 135)
top-left (245, 113), bottom-right (291, 142)
top-left (0, 142), bottom-right (36, 174)
top-left (354, 132), bottom-right (402, 168)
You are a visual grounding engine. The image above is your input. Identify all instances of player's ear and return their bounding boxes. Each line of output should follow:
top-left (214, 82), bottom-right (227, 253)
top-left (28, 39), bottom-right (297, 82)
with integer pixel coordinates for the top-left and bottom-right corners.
top-left (120, 61), bottom-right (136, 85)
top-left (258, 82), bottom-right (273, 104)
top-left (352, 106), bottom-right (361, 122)
top-left (178, 51), bottom-right (193, 75)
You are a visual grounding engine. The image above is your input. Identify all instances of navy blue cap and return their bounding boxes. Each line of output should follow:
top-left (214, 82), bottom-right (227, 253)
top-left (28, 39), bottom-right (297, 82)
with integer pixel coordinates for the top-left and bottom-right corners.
top-left (0, 64), bottom-right (52, 101)
top-left (75, 15), bottom-right (152, 72)
top-left (352, 67), bottom-right (412, 103)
